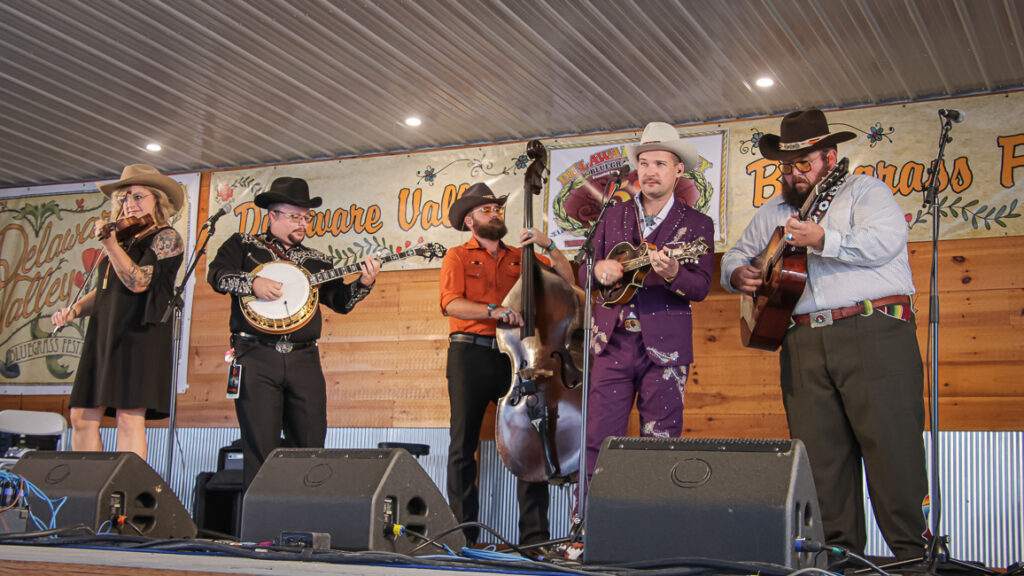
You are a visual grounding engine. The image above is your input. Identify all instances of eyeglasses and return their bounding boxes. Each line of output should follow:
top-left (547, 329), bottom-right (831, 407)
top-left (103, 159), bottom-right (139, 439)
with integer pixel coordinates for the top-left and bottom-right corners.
top-left (777, 155), bottom-right (821, 175)
top-left (272, 209), bottom-right (314, 224)
top-left (115, 192), bottom-right (153, 205)
top-left (474, 206), bottom-right (504, 216)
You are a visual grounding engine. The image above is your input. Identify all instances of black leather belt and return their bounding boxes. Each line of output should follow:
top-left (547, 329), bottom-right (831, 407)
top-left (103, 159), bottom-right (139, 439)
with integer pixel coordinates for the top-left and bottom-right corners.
top-left (448, 333), bottom-right (498, 349)
top-left (232, 332), bottom-right (316, 352)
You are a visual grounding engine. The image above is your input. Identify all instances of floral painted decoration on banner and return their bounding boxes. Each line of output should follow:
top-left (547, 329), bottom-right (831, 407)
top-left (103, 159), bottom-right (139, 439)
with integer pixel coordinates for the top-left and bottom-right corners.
top-left (416, 152), bottom-right (527, 186)
top-left (738, 129), bottom-right (763, 155)
top-left (907, 196), bottom-right (1019, 231)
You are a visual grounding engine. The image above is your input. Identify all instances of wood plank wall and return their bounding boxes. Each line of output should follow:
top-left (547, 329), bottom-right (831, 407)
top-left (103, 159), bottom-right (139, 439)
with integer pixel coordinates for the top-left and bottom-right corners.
top-left (3, 174), bottom-right (1022, 438)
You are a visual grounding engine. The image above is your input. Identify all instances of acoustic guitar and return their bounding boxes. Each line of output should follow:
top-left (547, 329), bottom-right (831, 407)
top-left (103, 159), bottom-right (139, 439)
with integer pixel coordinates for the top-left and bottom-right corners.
top-left (600, 237), bottom-right (709, 308)
top-left (740, 158), bottom-right (849, 350)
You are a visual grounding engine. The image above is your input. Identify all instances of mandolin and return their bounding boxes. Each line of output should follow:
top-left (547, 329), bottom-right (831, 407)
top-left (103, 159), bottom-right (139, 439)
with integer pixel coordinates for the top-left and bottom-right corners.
top-left (600, 237), bottom-right (709, 308)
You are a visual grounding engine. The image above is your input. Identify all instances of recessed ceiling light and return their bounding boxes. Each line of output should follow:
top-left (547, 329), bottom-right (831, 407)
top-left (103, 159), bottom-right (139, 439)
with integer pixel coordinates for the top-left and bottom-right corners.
top-left (755, 77), bottom-right (775, 88)
top-left (145, 143), bottom-right (162, 152)
top-left (405, 117), bottom-right (422, 127)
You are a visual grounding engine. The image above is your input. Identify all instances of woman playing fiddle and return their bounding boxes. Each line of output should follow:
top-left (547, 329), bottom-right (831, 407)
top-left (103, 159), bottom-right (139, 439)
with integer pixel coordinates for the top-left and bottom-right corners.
top-left (50, 164), bottom-right (185, 460)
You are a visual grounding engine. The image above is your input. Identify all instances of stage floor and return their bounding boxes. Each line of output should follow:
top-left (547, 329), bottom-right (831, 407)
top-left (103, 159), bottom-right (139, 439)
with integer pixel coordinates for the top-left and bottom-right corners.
top-left (0, 544), bottom-right (572, 576)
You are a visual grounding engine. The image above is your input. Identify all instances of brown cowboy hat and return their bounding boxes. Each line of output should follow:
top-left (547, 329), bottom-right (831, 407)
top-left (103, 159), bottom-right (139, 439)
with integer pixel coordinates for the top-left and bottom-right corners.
top-left (626, 121), bottom-right (701, 170)
top-left (448, 182), bottom-right (507, 231)
top-left (97, 164), bottom-right (185, 214)
top-left (759, 109), bottom-right (856, 161)
top-left (254, 177), bottom-right (323, 209)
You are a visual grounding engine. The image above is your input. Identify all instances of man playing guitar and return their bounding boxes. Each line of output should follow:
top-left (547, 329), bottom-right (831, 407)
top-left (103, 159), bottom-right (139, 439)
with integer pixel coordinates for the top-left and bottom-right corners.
top-left (721, 109), bottom-right (928, 562)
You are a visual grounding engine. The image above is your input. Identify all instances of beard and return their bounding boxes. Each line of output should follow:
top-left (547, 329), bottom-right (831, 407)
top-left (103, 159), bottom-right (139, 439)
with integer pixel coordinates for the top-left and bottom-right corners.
top-left (473, 217), bottom-right (507, 241)
top-left (781, 179), bottom-right (810, 209)
top-left (475, 219), bottom-right (507, 241)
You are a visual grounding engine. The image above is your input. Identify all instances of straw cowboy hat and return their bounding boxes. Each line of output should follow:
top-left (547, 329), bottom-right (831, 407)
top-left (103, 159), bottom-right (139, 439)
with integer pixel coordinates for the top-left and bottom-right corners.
top-left (626, 122), bottom-right (701, 171)
top-left (447, 182), bottom-right (508, 232)
top-left (254, 177), bottom-right (323, 209)
top-left (758, 109), bottom-right (856, 161)
top-left (98, 164), bottom-right (185, 214)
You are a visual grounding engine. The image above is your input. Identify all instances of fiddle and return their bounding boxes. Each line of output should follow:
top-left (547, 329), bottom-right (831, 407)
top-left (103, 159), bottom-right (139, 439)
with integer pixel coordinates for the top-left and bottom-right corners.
top-left (97, 213), bottom-right (155, 242)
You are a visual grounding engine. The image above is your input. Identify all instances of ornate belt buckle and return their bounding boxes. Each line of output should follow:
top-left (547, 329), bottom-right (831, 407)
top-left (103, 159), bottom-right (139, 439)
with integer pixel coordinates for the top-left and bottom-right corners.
top-left (810, 309), bottom-right (834, 328)
top-left (275, 339), bottom-right (293, 353)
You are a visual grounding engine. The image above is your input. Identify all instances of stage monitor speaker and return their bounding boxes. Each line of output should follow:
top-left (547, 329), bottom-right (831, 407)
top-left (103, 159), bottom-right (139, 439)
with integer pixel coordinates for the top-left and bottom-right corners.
top-left (584, 437), bottom-right (824, 568)
top-left (240, 448), bottom-right (466, 554)
top-left (12, 451), bottom-right (197, 539)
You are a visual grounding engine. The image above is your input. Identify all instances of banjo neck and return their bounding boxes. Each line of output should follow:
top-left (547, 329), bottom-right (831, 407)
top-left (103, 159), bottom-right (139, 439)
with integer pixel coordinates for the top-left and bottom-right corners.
top-left (307, 249), bottom-right (422, 286)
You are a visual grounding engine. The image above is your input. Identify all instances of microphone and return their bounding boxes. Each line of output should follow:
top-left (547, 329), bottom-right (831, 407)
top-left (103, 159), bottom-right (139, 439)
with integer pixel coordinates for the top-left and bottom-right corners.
top-left (939, 109), bottom-right (965, 123)
top-left (613, 163), bottom-right (631, 183)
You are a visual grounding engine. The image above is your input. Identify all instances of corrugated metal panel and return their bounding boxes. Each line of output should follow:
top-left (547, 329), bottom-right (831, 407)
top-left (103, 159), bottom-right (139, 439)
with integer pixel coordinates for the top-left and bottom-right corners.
top-left (2, 0), bottom-right (1023, 188)
top-left (97, 428), bottom-right (1021, 562)
top-left (863, 432), bottom-right (1023, 567)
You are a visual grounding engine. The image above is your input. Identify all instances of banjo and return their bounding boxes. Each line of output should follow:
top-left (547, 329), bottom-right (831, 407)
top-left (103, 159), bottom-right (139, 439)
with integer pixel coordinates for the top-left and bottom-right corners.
top-left (241, 242), bottom-right (447, 333)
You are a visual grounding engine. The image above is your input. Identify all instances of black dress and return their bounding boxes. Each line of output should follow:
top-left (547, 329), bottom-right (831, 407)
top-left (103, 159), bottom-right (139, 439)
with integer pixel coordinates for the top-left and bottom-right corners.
top-left (70, 227), bottom-right (184, 419)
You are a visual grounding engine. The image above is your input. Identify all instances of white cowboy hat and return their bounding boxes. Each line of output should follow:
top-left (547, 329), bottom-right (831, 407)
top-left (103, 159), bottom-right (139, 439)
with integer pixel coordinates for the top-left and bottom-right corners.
top-left (626, 122), bottom-right (700, 171)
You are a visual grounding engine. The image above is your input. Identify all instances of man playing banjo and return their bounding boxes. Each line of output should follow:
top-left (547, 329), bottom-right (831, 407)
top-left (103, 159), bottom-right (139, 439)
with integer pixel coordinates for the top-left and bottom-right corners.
top-left (208, 176), bottom-right (380, 489)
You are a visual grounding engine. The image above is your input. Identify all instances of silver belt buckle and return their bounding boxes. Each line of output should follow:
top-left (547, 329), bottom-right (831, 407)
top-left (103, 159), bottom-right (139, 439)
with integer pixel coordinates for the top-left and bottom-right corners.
top-left (810, 309), bottom-right (834, 328)
top-left (275, 339), bottom-right (294, 353)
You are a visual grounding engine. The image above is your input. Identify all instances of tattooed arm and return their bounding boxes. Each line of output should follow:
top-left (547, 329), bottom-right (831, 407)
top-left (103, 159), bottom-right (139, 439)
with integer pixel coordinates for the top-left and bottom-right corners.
top-left (99, 227), bottom-right (183, 293)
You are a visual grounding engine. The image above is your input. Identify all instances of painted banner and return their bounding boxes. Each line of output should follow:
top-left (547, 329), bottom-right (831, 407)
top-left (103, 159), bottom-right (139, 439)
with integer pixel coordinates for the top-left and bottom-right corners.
top-left (0, 174), bottom-right (201, 394)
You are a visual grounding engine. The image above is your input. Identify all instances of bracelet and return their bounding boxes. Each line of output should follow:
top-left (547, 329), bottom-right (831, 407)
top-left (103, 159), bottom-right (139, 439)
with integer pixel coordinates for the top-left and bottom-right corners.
top-left (541, 242), bottom-right (556, 254)
top-left (664, 274), bottom-right (677, 284)
top-left (487, 303), bottom-right (497, 318)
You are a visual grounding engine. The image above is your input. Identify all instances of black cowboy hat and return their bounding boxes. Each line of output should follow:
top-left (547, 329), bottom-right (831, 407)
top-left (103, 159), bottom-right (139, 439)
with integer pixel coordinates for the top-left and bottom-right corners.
top-left (254, 177), bottom-right (323, 209)
top-left (447, 182), bottom-right (508, 231)
top-left (759, 109), bottom-right (856, 161)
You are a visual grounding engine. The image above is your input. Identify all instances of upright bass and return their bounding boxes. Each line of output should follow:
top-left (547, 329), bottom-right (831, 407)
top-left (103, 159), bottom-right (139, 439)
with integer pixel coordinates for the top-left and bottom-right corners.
top-left (495, 141), bottom-right (585, 484)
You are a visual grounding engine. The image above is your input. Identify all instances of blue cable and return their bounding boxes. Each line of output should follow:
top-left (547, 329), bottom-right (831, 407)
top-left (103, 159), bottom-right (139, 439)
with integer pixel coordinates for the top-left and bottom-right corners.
top-left (0, 469), bottom-right (68, 533)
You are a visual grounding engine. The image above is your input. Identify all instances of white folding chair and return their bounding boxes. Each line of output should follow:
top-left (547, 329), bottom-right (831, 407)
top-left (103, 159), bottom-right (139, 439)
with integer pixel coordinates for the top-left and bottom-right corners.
top-left (0, 409), bottom-right (69, 457)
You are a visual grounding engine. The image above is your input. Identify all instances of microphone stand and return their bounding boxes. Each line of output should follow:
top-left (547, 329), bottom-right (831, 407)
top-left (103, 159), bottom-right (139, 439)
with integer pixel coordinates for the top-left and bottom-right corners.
top-left (875, 115), bottom-right (996, 576)
top-left (159, 209), bottom-right (224, 485)
top-left (570, 167), bottom-right (627, 535)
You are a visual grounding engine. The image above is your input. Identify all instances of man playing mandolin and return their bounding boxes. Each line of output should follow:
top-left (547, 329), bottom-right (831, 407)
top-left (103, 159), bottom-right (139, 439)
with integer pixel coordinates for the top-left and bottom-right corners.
top-left (207, 176), bottom-right (380, 489)
top-left (721, 109), bottom-right (927, 561)
top-left (584, 121), bottom-right (714, 482)
top-left (440, 182), bottom-right (575, 556)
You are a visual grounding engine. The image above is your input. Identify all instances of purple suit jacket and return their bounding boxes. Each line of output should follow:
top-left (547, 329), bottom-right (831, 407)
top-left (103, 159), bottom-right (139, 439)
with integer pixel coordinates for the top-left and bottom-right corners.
top-left (579, 197), bottom-right (714, 366)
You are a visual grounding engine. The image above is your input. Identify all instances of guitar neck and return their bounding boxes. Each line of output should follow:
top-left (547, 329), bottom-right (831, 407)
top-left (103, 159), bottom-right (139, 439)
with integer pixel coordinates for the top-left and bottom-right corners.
top-left (309, 250), bottom-right (416, 286)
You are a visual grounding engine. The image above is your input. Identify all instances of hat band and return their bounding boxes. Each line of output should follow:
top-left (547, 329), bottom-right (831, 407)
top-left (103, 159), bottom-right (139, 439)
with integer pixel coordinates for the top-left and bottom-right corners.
top-left (779, 135), bottom-right (826, 151)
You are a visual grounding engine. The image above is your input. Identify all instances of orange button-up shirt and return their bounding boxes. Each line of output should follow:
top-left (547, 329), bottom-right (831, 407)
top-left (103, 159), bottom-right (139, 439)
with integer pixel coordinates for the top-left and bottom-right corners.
top-left (439, 236), bottom-right (551, 336)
